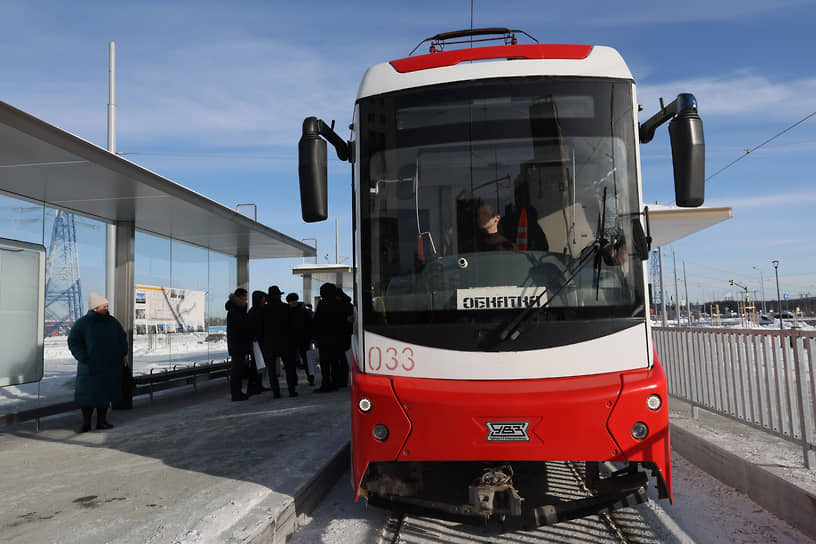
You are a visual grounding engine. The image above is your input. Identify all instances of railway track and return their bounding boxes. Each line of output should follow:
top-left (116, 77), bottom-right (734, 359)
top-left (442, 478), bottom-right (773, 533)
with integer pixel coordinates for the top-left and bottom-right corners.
top-left (376, 461), bottom-right (663, 544)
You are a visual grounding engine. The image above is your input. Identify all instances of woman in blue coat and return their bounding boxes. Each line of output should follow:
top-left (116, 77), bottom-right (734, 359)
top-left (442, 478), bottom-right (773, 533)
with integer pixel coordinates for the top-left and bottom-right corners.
top-left (68, 292), bottom-right (128, 432)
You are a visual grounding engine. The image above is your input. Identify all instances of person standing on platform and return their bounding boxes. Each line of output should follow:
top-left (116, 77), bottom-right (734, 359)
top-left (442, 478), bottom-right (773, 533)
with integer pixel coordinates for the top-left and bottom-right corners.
top-left (312, 283), bottom-right (345, 392)
top-left (264, 285), bottom-right (296, 397)
top-left (335, 288), bottom-right (354, 388)
top-left (285, 292), bottom-right (315, 386)
top-left (68, 292), bottom-right (128, 432)
top-left (247, 290), bottom-right (270, 395)
top-left (225, 288), bottom-right (252, 401)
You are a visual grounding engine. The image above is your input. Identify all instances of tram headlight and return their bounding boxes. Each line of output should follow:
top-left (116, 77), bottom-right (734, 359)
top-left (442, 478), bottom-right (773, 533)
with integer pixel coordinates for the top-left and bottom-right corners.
top-left (372, 424), bottom-right (390, 441)
top-left (646, 394), bottom-right (662, 411)
top-left (631, 421), bottom-right (649, 440)
top-left (358, 397), bottom-right (372, 413)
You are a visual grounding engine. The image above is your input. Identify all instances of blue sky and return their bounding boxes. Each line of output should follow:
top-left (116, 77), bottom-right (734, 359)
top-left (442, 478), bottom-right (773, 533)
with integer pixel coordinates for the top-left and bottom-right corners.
top-left (1, 0), bottom-right (815, 306)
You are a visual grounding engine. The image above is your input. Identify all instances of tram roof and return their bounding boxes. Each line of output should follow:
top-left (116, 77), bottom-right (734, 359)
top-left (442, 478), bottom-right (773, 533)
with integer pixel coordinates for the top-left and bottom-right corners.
top-left (0, 100), bottom-right (314, 260)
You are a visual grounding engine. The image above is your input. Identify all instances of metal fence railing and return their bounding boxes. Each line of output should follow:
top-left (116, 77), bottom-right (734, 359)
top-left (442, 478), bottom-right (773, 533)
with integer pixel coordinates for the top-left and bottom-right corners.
top-left (653, 326), bottom-right (816, 468)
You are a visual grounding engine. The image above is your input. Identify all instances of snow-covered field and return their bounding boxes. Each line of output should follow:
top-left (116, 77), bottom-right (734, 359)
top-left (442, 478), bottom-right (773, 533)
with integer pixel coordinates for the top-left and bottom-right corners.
top-left (0, 333), bottom-right (228, 414)
top-left (654, 316), bottom-right (816, 331)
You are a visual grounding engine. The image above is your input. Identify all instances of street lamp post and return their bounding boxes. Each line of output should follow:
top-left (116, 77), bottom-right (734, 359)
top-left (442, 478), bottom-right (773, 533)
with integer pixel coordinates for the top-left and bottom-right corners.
top-left (772, 260), bottom-right (782, 331)
top-left (753, 266), bottom-right (767, 314)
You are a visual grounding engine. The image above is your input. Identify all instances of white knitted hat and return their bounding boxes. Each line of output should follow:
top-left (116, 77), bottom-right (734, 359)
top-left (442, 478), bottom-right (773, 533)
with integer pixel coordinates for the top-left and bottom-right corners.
top-left (88, 292), bottom-right (109, 310)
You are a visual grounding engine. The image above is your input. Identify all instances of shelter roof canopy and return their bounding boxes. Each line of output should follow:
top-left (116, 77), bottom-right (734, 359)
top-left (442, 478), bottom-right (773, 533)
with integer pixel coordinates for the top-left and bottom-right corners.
top-left (0, 101), bottom-right (313, 260)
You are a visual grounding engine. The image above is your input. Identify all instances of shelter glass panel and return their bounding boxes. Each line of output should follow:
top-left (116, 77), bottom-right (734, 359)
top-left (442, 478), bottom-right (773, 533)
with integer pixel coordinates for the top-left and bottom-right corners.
top-left (207, 252), bottom-right (235, 363)
top-left (167, 240), bottom-right (209, 365)
top-left (134, 232), bottom-right (172, 374)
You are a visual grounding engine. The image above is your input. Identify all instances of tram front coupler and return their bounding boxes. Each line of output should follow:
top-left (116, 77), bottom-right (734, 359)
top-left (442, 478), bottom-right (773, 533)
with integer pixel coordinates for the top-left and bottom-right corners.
top-left (467, 465), bottom-right (524, 517)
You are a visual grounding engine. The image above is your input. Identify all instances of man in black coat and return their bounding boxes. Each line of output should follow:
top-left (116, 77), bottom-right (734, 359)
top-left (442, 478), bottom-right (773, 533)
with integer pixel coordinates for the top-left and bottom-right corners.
top-left (246, 290), bottom-right (270, 396)
top-left (285, 292), bottom-right (315, 386)
top-left (225, 288), bottom-right (252, 401)
top-left (264, 285), bottom-right (297, 397)
top-left (334, 289), bottom-right (353, 387)
top-left (312, 283), bottom-right (347, 392)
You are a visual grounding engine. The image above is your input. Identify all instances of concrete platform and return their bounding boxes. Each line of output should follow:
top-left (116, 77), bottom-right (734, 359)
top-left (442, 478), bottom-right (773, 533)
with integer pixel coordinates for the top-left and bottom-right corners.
top-left (669, 398), bottom-right (816, 540)
top-left (0, 382), bottom-right (350, 544)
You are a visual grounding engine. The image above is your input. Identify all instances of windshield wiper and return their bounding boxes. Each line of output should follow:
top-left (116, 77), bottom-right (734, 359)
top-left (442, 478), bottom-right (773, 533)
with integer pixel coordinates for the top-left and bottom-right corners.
top-left (482, 186), bottom-right (625, 349)
top-left (478, 239), bottom-right (604, 350)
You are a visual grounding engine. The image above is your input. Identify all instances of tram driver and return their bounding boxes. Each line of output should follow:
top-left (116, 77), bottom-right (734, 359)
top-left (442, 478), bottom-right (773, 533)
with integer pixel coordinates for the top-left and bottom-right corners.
top-left (476, 202), bottom-right (516, 251)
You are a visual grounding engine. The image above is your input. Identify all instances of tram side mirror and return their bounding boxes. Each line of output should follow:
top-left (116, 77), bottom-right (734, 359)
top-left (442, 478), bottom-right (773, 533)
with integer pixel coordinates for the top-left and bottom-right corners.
top-left (669, 113), bottom-right (705, 207)
top-left (298, 131), bottom-right (328, 222)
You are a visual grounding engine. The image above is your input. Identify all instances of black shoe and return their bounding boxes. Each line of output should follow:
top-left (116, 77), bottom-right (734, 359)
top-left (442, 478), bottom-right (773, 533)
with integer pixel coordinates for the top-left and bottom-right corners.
top-left (97, 421), bottom-right (114, 430)
top-left (272, 392), bottom-right (281, 399)
top-left (77, 424), bottom-right (91, 433)
top-left (232, 394), bottom-right (249, 401)
top-left (308, 375), bottom-right (315, 385)
top-left (289, 391), bottom-right (299, 397)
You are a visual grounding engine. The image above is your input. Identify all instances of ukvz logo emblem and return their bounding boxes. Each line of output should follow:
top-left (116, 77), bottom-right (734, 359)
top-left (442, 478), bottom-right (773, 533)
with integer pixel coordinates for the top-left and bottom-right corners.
top-left (486, 421), bottom-right (530, 442)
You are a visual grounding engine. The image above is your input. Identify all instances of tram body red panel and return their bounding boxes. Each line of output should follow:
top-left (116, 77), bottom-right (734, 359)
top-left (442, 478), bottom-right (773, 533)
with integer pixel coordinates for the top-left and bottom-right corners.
top-left (608, 351), bottom-right (673, 499)
top-left (351, 355), bottom-right (672, 501)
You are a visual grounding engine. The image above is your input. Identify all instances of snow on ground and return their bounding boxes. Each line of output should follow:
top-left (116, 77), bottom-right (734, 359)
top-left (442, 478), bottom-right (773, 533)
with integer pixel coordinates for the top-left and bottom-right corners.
top-left (653, 316), bottom-right (816, 331)
top-left (0, 333), bottom-right (228, 413)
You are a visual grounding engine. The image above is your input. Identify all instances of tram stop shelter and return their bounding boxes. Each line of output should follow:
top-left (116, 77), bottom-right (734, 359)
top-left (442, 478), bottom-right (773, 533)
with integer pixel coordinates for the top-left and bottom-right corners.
top-left (0, 100), bottom-right (315, 406)
top-left (292, 263), bottom-right (354, 306)
top-left (648, 204), bottom-right (733, 247)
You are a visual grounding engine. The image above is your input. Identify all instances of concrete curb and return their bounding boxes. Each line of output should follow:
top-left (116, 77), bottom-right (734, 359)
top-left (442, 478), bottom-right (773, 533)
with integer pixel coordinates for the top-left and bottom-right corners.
top-left (670, 423), bottom-right (816, 540)
top-left (245, 442), bottom-right (351, 544)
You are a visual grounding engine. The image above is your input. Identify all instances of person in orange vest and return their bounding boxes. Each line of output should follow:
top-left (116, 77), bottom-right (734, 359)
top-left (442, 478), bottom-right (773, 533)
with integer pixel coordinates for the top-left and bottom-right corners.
top-left (516, 208), bottom-right (529, 250)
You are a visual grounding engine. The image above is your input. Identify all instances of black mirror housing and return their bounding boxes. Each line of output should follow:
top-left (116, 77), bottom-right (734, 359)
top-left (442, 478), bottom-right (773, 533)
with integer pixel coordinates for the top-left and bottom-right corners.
top-left (669, 112), bottom-right (705, 207)
top-left (298, 130), bottom-right (328, 222)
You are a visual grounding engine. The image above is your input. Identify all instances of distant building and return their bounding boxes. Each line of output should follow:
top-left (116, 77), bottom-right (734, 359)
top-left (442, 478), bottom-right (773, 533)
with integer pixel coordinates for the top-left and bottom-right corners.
top-left (134, 285), bottom-right (205, 334)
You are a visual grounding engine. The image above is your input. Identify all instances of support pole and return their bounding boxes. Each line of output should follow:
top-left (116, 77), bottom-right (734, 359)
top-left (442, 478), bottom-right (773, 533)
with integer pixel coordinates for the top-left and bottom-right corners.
top-left (773, 260), bottom-right (782, 332)
top-left (106, 41), bottom-right (117, 311)
top-left (672, 248), bottom-right (680, 326)
top-left (302, 273), bottom-right (313, 307)
top-left (113, 220), bottom-right (135, 409)
top-left (106, 225), bottom-right (116, 310)
top-left (237, 256), bottom-right (249, 292)
top-left (107, 42), bottom-right (116, 153)
top-left (658, 247), bottom-right (667, 327)
top-left (683, 261), bottom-right (691, 325)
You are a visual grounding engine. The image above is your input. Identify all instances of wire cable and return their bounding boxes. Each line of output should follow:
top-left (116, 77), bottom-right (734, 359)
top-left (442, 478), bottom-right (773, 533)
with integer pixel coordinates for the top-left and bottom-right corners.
top-left (705, 110), bottom-right (816, 182)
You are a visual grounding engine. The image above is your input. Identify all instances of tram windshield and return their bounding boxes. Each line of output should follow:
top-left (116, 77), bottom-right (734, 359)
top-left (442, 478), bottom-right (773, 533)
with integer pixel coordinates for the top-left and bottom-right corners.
top-left (359, 77), bottom-right (645, 329)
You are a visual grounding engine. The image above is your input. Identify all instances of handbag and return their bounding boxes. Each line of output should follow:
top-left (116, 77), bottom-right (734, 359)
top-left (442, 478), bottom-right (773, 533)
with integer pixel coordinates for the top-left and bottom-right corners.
top-left (306, 348), bottom-right (319, 375)
top-left (252, 341), bottom-right (266, 371)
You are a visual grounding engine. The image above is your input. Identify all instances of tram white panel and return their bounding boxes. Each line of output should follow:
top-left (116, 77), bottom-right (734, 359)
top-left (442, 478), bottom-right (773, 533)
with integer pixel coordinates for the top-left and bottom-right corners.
top-left (363, 324), bottom-right (648, 380)
top-left (357, 46), bottom-right (632, 100)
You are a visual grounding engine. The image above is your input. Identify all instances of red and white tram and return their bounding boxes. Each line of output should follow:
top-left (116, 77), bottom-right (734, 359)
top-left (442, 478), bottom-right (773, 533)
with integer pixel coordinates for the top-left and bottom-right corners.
top-left (298, 28), bottom-right (705, 526)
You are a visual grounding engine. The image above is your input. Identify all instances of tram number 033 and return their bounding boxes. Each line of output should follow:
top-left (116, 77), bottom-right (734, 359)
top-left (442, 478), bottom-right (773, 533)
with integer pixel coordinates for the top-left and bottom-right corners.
top-left (368, 346), bottom-right (415, 371)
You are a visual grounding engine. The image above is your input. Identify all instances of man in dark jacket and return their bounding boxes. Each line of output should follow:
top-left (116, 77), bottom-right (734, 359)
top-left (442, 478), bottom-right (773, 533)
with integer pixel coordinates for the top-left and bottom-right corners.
top-left (264, 285), bottom-right (297, 397)
top-left (246, 290), bottom-right (270, 396)
top-left (334, 289), bottom-right (353, 387)
top-left (68, 292), bottom-right (128, 432)
top-left (225, 288), bottom-right (252, 401)
top-left (285, 292), bottom-right (315, 385)
top-left (312, 283), bottom-right (346, 392)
